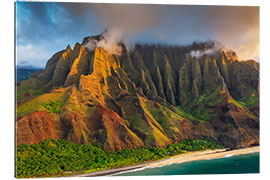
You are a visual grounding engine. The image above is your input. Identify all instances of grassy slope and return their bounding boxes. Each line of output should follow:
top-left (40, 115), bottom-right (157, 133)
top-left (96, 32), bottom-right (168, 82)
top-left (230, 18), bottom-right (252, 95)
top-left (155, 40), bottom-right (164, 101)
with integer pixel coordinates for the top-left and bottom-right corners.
top-left (16, 88), bottom-right (69, 117)
top-left (179, 87), bottom-right (225, 121)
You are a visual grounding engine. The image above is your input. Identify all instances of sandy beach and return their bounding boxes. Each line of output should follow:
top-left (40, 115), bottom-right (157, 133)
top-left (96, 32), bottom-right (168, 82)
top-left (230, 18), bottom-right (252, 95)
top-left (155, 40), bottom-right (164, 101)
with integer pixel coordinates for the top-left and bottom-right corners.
top-left (147, 146), bottom-right (259, 169)
top-left (75, 146), bottom-right (259, 177)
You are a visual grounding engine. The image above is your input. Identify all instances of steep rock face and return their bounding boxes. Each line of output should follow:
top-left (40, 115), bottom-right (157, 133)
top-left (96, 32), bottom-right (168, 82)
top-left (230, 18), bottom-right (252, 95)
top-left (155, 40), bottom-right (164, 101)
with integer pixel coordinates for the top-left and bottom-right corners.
top-left (202, 56), bottom-right (227, 92)
top-left (190, 57), bottom-right (203, 96)
top-left (64, 46), bottom-right (90, 86)
top-left (178, 56), bottom-right (202, 104)
top-left (164, 59), bottom-right (177, 105)
top-left (152, 51), bottom-right (166, 99)
top-left (138, 69), bottom-right (158, 99)
top-left (16, 111), bottom-right (63, 145)
top-left (114, 93), bottom-right (171, 148)
top-left (78, 47), bottom-right (120, 104)
top-left (215, 50), bottom-right (230, 86)
top-left (60, 111), bottom-right (89, 145)
top-left (153, 65), bottom-right (166, 99)
top-left (178, 63), bottom-right (190, 104)
top-left (18, 43), bottom-right (91, 96)
top-left (19, 50), bottom-right (65, 91)
top-left (16, 36), bottom-right (259, 150)
top-left (209, 97), bottom-right (259, 148)
top-left (139, 70), bottom-right (152, 98)
top-left (231, 60), bottom-right (259, 98)
top-left (51, 45), bottom-right (75, 87)
top-left (213, 49), bottom-right (259, 100)
top-left (87, 105), bottom-right (144, 151)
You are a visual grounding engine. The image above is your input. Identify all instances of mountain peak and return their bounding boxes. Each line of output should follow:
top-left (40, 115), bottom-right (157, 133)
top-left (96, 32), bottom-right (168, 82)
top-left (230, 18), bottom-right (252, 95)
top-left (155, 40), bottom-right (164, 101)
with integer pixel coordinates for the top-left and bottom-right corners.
top-left (66, 44), bottom-right (72, 52)
top-left (221, 48), bottom-right (239, 62)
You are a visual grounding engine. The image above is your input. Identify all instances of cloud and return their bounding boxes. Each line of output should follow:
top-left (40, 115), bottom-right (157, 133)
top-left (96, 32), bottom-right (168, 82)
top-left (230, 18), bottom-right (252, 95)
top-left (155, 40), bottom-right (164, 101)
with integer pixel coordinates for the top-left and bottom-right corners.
top-left (16, 2), bottom-right (260, 68)
top-left (204, 6), bottom-right (259, 61)
top-left (189, 42), bottom-right (225, 59)
top-left (153, 5), bottom-right (259, 60)
top-left (79, 3), bottom-right (161, 55)
top-left (16, 44), bottom-right (52, 68)
top-left (83, 29), bottom-right (124, 55)
top-left (16, 2), bottom-right (103, 67)
top-left (79, 4), bottom-right (259, 60)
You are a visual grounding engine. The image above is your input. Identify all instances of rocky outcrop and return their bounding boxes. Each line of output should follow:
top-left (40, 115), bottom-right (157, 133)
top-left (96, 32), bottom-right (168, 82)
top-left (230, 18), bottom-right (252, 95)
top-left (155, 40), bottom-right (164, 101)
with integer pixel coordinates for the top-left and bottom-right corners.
top-left (209, 97), bottom-right (259, 149)
top-left (64, 46), bottom-right (90, 86)
top-left (202, 56), bottom-right (227, 92)
top-left (164, 58), bottom-right (177, 105)
top-left (16, 111), bottom-right (62, 145)
top-left (231, 60), bottom-right (259, 98)
top-left (178, 56), bottom-right (202, 104)
top-left (87, 105), bottom-right (144, 151)
top-left (19, 50), bottom-right (65, 91)
top-left (60, 111), bottom-right (88, 145)
top-left (153, 65), bottom-right (166, 99)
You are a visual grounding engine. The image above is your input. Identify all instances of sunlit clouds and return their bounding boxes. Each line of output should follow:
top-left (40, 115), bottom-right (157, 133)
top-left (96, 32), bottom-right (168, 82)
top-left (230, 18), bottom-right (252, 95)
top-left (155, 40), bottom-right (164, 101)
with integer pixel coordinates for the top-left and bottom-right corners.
top-left (16, 2), bottom-right (259, 68)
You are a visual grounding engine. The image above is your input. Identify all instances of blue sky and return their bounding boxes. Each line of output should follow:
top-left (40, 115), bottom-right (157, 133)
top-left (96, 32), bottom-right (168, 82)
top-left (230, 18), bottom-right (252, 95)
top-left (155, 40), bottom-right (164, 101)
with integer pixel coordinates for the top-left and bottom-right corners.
top-left (16, 2), bottom-right (259, 68)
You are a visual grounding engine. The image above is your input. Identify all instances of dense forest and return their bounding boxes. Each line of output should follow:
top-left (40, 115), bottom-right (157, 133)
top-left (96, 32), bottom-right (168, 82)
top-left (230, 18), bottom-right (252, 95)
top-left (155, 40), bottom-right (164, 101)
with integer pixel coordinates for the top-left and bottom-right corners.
top-left (16, 139), bottom-right (222, 178)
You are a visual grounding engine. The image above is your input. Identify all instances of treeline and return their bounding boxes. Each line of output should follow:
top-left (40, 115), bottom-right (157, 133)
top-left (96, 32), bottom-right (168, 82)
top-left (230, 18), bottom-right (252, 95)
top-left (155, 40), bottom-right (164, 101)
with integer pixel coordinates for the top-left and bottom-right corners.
top-left (16, 139), bottom-right (222, 178)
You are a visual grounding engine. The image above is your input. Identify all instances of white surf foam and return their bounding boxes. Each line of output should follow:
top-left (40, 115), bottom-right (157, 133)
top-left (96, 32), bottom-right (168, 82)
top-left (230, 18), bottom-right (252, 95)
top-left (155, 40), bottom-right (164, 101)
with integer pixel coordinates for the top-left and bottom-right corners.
top-left (110, 167), bottom-right (147, 176)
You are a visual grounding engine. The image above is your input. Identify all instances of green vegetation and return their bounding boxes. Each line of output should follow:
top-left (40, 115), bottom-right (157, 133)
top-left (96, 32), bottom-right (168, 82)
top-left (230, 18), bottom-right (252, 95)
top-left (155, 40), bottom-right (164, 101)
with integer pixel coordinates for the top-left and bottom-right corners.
top-left (42, 100), bottom-right (63, 114)
top-left (179, 88), bottom-right (226, 121)
top-left (197, 88), bottom-right (225, 106)
top-left (16, 139), bottom-right (222, 178)
top-left (231, 89), bottom-right (259, 108)
top-left (16, 86), bottom-right (45, 101)
top-left (238, 94), bottom-right (259, 107)
top-left (179, 104), bottom-right (214, 121)
top-left (150, 106), bottom-right (167, 124)
top-left (16, 88), bottom-right (68, 117)
top-left (190, 106), bottom-right (215, 121)
top-left (16, 87), bottom-right (68, 117)
top-left (228, 97), bottom-right (257, 119)
top-left (16, 68), bottom-right (46, 101)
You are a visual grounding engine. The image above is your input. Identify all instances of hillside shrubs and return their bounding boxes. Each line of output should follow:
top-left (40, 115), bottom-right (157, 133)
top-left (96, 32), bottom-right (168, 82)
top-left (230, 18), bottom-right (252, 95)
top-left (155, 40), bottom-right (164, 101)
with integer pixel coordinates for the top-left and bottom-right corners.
top-left (41, 100), bottom-right (63, 114)
top-left (16, 139), bottom-right (222, 178)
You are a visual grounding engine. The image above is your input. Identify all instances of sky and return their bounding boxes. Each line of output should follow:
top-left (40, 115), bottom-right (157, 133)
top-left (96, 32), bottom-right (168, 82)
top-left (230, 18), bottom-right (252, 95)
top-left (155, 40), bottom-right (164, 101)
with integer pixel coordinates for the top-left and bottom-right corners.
top-left (16, 1), bottom-right (259, 68)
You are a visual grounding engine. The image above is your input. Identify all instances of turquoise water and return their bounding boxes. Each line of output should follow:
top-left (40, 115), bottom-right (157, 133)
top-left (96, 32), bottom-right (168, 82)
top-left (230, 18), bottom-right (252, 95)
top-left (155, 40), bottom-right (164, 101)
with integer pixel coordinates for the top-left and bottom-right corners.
top-left (114, 152), bottom-right (259, 176)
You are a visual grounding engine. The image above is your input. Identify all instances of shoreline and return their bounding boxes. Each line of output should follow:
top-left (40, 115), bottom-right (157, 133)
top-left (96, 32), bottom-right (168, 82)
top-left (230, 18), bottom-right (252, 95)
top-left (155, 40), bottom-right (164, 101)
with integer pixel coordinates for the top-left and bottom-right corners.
top-left (75, 146), bottom-right (259, 177)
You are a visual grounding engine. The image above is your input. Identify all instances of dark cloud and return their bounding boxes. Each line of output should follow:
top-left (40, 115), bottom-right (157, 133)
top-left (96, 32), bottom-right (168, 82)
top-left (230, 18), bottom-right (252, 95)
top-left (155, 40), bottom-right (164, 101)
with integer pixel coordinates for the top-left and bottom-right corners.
top-left (154, 5), bottom-right (259, 60)
top-left (17, 2), bottom-right (57, 43)
top-left (16, 2), bottom-right (103, 67)
top-left (16, 2), bottom-right (259, 68)
top-left (17, 2), bottom-right (102, 44)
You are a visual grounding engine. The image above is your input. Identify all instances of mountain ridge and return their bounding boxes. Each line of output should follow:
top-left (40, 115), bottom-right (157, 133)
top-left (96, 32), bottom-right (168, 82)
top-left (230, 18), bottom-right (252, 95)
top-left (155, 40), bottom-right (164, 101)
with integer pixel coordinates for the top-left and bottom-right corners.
top-left (16, 33), bottom-right (259, 150)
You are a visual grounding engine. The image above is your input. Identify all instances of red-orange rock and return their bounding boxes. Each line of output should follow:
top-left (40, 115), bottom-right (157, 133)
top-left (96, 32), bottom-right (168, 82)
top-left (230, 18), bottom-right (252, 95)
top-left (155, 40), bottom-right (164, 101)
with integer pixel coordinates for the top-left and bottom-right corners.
top-left (87, 105), bottom-right (144, 151)
top-left (16, 111), bottom-right (63, 145)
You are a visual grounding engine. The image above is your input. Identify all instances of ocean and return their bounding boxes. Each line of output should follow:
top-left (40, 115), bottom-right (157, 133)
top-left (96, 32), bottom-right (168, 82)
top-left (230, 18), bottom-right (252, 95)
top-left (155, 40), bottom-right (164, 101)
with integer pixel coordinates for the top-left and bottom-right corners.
top-left (114, 152), bottom-right (259, 176)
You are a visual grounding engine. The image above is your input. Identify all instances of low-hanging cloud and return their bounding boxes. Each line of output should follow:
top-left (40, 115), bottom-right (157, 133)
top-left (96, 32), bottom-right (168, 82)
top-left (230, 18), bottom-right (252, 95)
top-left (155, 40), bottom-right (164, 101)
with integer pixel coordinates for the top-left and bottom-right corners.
top-left (189, 42), bottom-right (225, 59)
top-left (69, 3), bottom-right (259, 59)
top-left (83, 29), bottom-right (124, 55)
top-left (80, 3), bottom-right (161, 55)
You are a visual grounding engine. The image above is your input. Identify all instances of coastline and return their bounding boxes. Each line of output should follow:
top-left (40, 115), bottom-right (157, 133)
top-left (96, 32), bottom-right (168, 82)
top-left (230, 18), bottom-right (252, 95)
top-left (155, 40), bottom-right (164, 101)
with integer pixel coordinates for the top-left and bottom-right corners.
top-left (146, 146), bottom-right (259, 169)
top-left (75, 146), bottom-right (259, 177)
